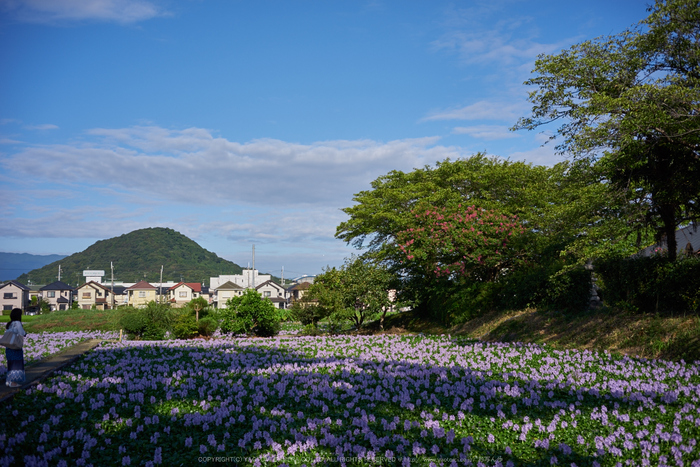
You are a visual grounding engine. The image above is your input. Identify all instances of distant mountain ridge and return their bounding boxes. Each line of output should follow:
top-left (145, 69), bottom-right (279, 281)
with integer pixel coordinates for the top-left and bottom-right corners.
top-left (0, 253), bottom-right (68, 282)
top-left (15, 228), bottom-right (243, 286)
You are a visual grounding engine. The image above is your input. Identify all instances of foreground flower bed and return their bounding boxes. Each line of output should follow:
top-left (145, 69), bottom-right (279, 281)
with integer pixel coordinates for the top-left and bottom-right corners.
top-left (0, 331), bottom-right (119, 376)
top-left (1, 335), bottom-right (699, 466)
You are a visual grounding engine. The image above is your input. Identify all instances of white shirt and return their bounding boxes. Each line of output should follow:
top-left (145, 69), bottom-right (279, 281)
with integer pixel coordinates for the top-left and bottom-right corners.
top-left (6, 321), bottom-right (27, 337)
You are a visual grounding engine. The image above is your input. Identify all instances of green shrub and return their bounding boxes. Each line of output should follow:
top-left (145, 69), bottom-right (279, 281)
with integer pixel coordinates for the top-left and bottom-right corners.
top-left (198, 316), bottom-right (218, 337)
top-left (119, 309), bottom-right (147, 338)
top-left (288, 302), bottom-right (327, 326)
top-left (219, 289), bottom-right (281, 337)
top-left (542, 266), bottom-right (592, 312)
top-left (495, 264), bottom-right (550, 310)
top-left (142, 321), bottom-right (166, 340)
top-left (595, 254), bottom-right (700, 314)
top-left (171, 312), bottom-right (198, 339)
top-left (300, 324), bottom-right (322, 336)
top-left (118, 302), bottom-right (171, 340)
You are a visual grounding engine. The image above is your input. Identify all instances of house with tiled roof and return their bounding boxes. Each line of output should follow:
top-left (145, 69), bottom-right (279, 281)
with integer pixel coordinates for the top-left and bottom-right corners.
top-left (168, 282), bottom-right (205, 307)
top-left (287, 281), bottom-right (311, 303)
top-left (76, 281), bottom-right (115, 310)
top-left (40, 281), bottom-right (74, 311)
top-left (255, 280), bottom-right (289, 309)
top-left (126, 281), bottom-right (157, 307)
top-left (0, 280), bottom-right (31, 312)
top-left (214, 280), bottom-right (245, 309)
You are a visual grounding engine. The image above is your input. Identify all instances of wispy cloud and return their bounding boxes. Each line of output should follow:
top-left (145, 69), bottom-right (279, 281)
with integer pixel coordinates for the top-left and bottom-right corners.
top-left (452, 125), bottom-right (520, 140)
top-left (24, 123), bottom-right (59, 130)
top-left (2, 0), bottom-right (167, 24)
top-left (432, 28), bottom-right (561, 66)
top-left (0, 204), bottom-right (151, 238)
top-left (2, 125), bottom-right (465, 208)
top-left (422, 100), bottom-right (526, 122)
top-left (507, 133), bottom-right (563, 166)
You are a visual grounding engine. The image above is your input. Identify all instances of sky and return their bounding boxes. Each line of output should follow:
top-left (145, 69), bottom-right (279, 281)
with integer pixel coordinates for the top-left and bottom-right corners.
top-left (0, 0), bottom-right (651, 278)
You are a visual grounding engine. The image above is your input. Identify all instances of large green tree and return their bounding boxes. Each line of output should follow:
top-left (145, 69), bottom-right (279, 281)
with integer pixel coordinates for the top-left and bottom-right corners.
top-left (514, 0), bottom-right (700, 261)
top-left (338, 154), bottom-right (568, 254)
top-left (336, 155), bottom-right (611, 320)
top-left (308, 257), bottom-right (395, 330)
top-left (220, 289), bottom-right (281, 337)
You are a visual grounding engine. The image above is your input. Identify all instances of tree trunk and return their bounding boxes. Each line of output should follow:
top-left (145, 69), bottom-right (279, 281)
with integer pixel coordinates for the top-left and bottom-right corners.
top-left (660, 204), bottom-right (677, 262)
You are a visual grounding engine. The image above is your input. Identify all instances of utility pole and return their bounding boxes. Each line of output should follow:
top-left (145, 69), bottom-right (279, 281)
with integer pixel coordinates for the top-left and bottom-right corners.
top-left (58, 264), bottom-right (62, 282)
top-left (111, 262), bottom-right (115, 309)
top-left (252, 244), bottom-right (256, 289)
top-left (159, 265), bottom-right (163, 303)
top-left (281, 266), bottom-right (284, 286)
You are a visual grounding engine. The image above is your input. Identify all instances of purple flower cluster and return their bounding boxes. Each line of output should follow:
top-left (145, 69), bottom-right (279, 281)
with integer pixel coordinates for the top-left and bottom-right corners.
top-left (0, 334), bottom-right (698, 466)
top-left (0, 331), bottom-right (119, 376)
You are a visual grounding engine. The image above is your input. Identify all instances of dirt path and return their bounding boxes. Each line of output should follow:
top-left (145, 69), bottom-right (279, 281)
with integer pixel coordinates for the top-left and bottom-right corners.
top-left (0, 339), bottom-right (106, 403)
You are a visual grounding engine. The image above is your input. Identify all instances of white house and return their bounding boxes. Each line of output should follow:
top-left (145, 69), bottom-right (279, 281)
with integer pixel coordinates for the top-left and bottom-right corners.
top-left (210, 270), bottom-right (271, 290)
top-left (0, 280), bottom-right (31, 312)
top-left (214, 281), bottom-right (245, 309)
top-left (255, 280), bottom-right (289, 309)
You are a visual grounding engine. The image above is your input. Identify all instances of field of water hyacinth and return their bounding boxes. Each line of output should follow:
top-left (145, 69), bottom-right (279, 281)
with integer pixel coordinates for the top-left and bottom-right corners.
top-left (0, 331), bottom-right (119, 377)
top-left (1, 334), bottom-right (700, 466)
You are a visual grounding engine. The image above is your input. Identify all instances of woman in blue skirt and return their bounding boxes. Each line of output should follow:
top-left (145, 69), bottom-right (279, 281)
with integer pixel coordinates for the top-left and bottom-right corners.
top-left (5, 308), bottom-right (27, 387)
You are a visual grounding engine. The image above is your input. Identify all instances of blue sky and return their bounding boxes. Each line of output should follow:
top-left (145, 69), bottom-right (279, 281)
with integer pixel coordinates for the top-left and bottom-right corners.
top-left (0, 0), bottom-right (650, 278)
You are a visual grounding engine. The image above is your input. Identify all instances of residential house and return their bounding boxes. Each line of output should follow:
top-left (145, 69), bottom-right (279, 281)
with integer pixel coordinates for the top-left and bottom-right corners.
top-left (638, 225), bottom-right (700, 257)
top-left (112, 285), bottom-right (128, 307)
top-left (287, 282), bottom-right (311, 304)
top-left (168, 282), bottom-right (204, 307)
top-left (126, 281), bottom-right (157, 307)
top-left (210, 270), bottom-right (272, 290)
top-left (0, 280), bottom-right (31, 312)
top-left (75, 281), bottom-right (114, 310)
top-left (40, 281), bottom-right (74, 311)
top-left (214, 281), bottom-right (245, 309)
top-left (255, 280), bottom-right (289, 309)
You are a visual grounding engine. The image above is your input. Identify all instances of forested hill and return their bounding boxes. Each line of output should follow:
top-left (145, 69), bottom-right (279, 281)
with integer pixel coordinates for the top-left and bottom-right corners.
top-left (16, 228), bottom-right (243, 286)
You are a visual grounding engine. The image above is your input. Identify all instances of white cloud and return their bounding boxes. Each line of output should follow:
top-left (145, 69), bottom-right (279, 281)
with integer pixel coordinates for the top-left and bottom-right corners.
top-left (432, 28), bottom-right (562, 66)
top-left (452, 124), bottom-right (520, 140)
top-left (2, 0), bottom-right (166, 24)
top-left (0, 205), bottom-right (151, 239)
top-left (24, 123), bottom-right (59, 130)
top-left (422, 100), bottom-right (527, 122)
top-left (507, 143), bottom-right (565, 167)
top-left (2, 125), bottom-right (465, 208)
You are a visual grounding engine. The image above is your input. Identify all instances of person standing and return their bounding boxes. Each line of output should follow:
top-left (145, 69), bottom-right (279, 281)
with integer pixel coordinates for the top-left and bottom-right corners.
top-left (4, 308), bottom-right (27, 387)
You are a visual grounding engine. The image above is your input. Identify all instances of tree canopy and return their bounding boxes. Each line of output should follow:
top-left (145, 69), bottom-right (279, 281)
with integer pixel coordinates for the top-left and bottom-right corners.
top-left (513, 0), bottom-right (700, 260)
top-left (307, 257), bottom-right (395, 330)
top-left (336, 155), bottom-right (609, 320)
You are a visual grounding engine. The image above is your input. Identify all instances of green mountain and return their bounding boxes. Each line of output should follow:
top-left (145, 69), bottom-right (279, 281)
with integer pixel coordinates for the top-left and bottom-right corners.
top-left (16, 228), bottom-right (243, 286)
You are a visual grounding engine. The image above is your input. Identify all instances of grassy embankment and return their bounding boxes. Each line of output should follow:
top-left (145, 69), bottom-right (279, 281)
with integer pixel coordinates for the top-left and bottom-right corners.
top-left (7, 306), bottom-right (700, 362)
top-left (379, 307), bottom-right (700, 363)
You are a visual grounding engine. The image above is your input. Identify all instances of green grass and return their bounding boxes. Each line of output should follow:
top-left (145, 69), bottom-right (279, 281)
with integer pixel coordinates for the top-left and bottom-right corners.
top-left (0, 315), bottom-right (37, 324)
top-left (378, 307), bottom-right (700, 362)
top-left (22, 308), bottom-right (128, 333)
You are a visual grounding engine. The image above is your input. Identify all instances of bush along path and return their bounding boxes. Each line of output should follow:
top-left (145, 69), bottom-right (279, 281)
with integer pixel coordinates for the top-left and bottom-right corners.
top-left (1, 334), bottom-right (699, 466)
